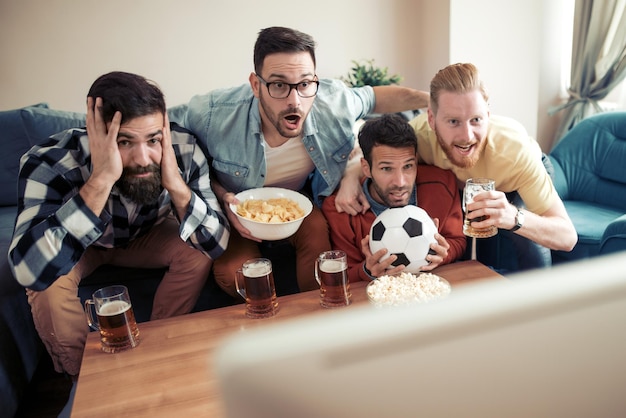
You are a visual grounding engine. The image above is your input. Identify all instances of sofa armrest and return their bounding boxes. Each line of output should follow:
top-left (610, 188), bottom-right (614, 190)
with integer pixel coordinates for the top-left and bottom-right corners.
top-left (548, 155), bottom-right (569, 199)
top-left (599, 214), bottom-right (626, 255)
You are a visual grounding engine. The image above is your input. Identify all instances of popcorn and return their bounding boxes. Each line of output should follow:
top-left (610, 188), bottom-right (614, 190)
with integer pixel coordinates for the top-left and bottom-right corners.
top-left (366, 272), bottom-right (451, 307)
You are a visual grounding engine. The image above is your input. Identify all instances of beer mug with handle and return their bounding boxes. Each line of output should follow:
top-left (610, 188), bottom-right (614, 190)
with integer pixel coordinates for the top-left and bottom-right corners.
top-left (235, 258), bottom-right (279, 318)
top-left (315, 250), bottom-right (351, 308)
top-left (463, 178), bottom-right (498, 238)
top-left (84, 285), bottom-right (140, 353)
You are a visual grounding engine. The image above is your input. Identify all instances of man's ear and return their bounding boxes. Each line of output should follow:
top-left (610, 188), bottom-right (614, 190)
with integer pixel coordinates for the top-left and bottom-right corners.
top-left (249, 72), bottom-right (260, 98)
top-left (360, 157), bottom-right (372, 178)
top-left (427, 107), bottom-right (435, 130)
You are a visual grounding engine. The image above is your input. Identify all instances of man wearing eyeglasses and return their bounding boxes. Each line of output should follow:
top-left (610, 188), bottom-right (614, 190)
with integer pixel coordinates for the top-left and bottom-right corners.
top-left (184, 26), bottom-right (429, 297)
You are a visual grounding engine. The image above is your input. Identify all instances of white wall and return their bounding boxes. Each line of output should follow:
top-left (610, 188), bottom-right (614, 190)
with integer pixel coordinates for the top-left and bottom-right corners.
top-left (415, 0), bottom-right (451, 92)
top-left (0, 0), bottom-right (422, 110)
top-left (0, 0), bottom-right (574, 150)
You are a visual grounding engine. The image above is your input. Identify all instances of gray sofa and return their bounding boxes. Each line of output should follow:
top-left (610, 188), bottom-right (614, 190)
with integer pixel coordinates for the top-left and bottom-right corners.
top-left (0, 103), bottom-right (237, 416)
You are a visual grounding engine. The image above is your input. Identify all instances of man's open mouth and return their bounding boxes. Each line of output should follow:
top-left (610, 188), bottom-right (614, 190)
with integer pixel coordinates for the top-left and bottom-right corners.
top-left (284, 114), bottom-right (301, 129)
top-left (455, 143), bottom-right (474, 154)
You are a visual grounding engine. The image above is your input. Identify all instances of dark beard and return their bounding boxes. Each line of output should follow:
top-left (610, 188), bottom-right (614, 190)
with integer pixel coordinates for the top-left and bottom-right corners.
top-left (116, 164), bottom-right (162, 205)
top-left (368, 177), bottom-right (413, 208)
top-left (258, 90), bottom-right (304, 139)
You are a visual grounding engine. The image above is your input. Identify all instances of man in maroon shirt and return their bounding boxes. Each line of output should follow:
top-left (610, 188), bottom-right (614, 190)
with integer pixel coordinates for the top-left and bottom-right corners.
top-left (322, 114), bottom-right (466, 282)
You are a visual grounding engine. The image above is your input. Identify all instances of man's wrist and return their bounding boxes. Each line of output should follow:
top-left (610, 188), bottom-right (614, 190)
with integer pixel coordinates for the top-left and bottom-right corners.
top-left (363, 263), bottom-right (375, 279)
top-left (508, 207), bottom-right (524, 232)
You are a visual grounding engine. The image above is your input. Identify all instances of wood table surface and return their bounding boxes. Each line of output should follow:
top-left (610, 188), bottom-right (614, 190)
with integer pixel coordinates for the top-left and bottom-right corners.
top-left (71, 260), bottom-right (504, 417)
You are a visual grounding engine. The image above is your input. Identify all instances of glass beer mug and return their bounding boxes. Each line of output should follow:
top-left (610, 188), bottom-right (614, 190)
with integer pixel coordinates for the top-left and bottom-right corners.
top-left (235, 258), bottom-right (279, 318)
top-left (314, 250), bottom-right (351, 308)
top-left (84, 285), bottom-right (140, 353)
top-left (463, 178), bottom-right (498, 238)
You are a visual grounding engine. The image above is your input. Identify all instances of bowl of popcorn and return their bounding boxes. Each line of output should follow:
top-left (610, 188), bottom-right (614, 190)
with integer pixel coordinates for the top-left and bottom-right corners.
top-left (230, 187), bottom-right (313, 241)
top-left (366, 272), bottom-right (451, 307)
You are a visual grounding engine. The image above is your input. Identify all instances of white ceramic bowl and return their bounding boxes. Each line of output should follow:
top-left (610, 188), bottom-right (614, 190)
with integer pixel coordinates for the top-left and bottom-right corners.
top-left (229, 187), bottom-right (313, 241)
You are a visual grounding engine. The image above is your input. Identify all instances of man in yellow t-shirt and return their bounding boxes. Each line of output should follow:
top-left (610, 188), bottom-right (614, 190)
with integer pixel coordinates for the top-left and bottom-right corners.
top-left (409, 63), bottom-right (577, 272)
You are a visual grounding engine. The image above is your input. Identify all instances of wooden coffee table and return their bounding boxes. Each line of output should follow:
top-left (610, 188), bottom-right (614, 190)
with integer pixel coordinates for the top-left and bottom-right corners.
top-left (71, 260), bottom-right (504, 417)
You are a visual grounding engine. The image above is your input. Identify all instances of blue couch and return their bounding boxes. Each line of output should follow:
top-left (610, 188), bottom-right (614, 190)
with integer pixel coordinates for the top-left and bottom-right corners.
top-left (0, 103), bottom-right (87, 416)
top-left (549, 111), bottom-right (626, 263)
top-left (0, 103), bottom-right (236, 416)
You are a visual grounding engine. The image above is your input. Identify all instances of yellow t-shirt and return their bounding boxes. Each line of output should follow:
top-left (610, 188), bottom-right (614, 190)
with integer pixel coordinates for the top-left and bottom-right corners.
top-left (409, 113), bottom-right (555, 215)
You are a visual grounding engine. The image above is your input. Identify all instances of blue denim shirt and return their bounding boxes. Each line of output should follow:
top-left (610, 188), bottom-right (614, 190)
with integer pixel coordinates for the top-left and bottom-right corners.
top-left (183, 79), bottom-right (375, 206)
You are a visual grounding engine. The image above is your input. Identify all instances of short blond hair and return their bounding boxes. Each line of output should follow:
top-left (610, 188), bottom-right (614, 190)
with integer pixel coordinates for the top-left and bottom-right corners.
top-left (429, 63), bottom-right (489, 113)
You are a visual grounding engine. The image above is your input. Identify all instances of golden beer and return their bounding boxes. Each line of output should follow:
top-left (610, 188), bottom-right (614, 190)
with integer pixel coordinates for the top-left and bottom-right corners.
top-left (235, 258), bottom-right (279, 318)
top-left (463, 178), bottom-right (498, 238)
top-left (315, 251), bottom-right (351, 308)
top-left (85, 285), bottom-right (140, 353)
top-left (96, 300), bottom-right (140, 353)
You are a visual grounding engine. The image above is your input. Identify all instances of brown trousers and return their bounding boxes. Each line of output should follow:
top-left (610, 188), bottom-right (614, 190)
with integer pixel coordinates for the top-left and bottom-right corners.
top-left (26, 217), bottom-right (212, 376)
top-left (213, 205), bottom-right (330, 297)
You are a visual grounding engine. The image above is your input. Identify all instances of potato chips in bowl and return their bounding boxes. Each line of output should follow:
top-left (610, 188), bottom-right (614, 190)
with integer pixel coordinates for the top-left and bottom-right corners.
top-left (230, 187), bottom-right (313, 241)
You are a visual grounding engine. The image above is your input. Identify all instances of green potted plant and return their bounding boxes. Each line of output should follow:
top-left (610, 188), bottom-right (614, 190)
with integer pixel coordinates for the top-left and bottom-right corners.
top-left (341, 59), bottom-right (403, 87)
top-left (342, 59), bottom-right (417, 120)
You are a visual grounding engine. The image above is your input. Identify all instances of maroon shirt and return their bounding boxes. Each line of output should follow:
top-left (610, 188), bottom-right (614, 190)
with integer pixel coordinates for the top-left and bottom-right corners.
top-left (322, 165), bottom-right (466, 282)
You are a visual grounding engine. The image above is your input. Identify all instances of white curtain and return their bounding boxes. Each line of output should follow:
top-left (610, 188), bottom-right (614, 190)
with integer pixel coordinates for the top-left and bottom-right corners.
top-left (550, 0), bottom-right (626, 146)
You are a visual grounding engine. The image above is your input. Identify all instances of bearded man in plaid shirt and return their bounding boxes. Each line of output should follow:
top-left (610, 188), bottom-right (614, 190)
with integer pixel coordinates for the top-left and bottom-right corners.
top-left (9, 71), bottom-right (229, 377)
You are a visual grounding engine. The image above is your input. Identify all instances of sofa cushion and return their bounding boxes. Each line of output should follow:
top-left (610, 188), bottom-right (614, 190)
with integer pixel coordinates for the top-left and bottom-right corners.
top-left (550, 111), bottom-right (626, 210)
top-left (0, 104), bottom-right (187, 208)
top-left (553, 200), bottom-right (624, 263)
top-left (0, 104), bottom-right (49, 207)
top-left (20, 106), bottom-right (86, 148)
top-left (21, 105), bottom-right (187, 146)
top-left (564, 201), bottom-right (623, 245)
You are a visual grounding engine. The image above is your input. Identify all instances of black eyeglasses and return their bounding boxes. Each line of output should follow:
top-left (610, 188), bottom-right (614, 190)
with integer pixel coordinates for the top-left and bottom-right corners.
top-left (256, 74), bottom-right (319, 99)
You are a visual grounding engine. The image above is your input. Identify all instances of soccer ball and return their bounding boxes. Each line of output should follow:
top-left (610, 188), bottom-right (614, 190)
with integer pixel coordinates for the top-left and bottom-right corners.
top-left (369, 205), bottom-right (437, 273)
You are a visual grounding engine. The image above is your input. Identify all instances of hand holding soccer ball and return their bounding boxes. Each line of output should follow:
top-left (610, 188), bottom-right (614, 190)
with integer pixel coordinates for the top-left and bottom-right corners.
top-left (368, 205), bottom-right (438, 274)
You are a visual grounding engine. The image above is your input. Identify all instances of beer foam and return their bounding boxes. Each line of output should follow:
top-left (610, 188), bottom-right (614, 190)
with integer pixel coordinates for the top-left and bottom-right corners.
top-left (99, 300), bottom-right (131, 316)
top-left (320, 259), bottom-right (347, 274)
top-left (243, 263), bottom-right (272, 278)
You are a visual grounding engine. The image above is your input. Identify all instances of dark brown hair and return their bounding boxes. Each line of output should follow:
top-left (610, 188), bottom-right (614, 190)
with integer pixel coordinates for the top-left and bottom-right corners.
top-left (253, 27), bottom-right (316, 74)
top-left (358, 113), bottom-right (417, 166)
top-left (87, 71), bottom-right (166, 124)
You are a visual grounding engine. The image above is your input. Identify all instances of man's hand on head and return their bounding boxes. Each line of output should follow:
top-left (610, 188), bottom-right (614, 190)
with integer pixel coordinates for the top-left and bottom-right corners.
top-left (160, 112), bottom-right (192, 218)
top-left (160, 112), bottom-right (186, 193)
top-left (81, 97), bottom-right (123, 215)
top-left (85, 96), bottom-right (123, 188)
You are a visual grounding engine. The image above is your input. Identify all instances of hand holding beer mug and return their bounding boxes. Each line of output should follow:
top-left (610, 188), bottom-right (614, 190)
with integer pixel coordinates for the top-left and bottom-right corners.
top-left (84, 285), bottom-right (140, 353)
top-left (315, 250), bottom-right (351, 308)
top-left (235, 258), bottom-right (279, 318)
top-left (463, 178), bottom-right (498, 238)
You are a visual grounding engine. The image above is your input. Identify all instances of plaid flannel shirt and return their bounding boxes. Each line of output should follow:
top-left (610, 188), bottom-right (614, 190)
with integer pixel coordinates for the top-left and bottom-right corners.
top-left (8, 124), bottom-right (229, 290)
